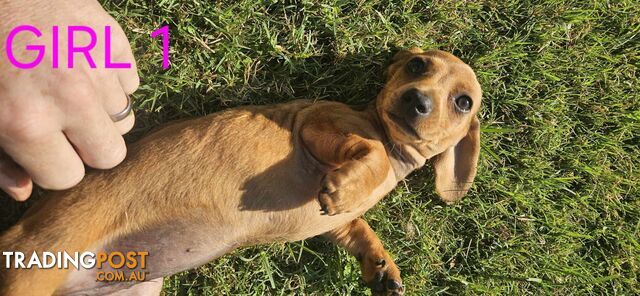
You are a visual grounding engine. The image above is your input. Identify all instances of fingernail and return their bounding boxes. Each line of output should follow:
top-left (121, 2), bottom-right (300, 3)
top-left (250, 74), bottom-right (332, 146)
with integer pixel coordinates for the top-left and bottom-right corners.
top-left (11, 188), bottom-right (31, 202)
top-left (15, 177), bottom-right (30, 188)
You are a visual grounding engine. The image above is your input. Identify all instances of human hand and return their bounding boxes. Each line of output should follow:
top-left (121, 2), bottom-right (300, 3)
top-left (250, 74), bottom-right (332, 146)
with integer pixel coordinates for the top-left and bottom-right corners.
top-left (0, 0), bottom-right (139, 201)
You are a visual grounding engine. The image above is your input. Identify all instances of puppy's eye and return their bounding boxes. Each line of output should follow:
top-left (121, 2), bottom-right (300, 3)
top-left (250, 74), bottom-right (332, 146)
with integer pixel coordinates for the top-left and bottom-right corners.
top-left (405, 57), bottom-right (427, 75)
top-left (455, 95), bottom-right (473, 113)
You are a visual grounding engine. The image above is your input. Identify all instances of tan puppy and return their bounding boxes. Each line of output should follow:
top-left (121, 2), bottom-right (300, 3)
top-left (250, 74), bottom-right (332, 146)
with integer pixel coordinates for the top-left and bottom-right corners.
top-left (0, 48), bottom-right (482, 296)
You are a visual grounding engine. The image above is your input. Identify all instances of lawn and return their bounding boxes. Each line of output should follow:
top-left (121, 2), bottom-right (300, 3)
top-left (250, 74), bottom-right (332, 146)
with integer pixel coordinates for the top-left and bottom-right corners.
top-left (1, 0), bottom-right (639, 295)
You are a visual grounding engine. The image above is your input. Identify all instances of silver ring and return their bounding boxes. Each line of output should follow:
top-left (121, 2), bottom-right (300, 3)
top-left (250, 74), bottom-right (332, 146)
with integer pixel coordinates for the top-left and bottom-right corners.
top-left (110, 94), bottom-right (133, 122)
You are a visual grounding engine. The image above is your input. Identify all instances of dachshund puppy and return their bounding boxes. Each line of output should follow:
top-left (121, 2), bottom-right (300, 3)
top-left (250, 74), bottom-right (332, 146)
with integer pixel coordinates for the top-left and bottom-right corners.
top-left (0, 48), bottom-right (481, 296)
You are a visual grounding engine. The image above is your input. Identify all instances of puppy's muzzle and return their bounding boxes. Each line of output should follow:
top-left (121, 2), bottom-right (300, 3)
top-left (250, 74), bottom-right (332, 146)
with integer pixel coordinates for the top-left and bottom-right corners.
top-left (401, 88), bottom-right (432, 118)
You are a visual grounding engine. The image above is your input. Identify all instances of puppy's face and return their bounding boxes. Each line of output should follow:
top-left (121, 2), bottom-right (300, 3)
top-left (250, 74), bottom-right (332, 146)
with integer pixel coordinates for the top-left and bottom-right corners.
top-left (377, 48), bottom-right (482, 158)
top-left (377, 48), bottom-right (482, 203)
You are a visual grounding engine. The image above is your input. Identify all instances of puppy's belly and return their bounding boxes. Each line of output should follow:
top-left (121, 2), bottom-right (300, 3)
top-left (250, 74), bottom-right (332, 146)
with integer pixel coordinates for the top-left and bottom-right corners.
top-left (57, 162), bottom-right (398, 295)
top-left (57, 219), bottom-right (238, 295)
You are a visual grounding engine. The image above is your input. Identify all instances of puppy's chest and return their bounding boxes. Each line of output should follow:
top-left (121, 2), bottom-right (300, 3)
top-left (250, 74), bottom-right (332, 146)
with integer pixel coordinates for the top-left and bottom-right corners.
top-left (265, 167), bottom-right (400, 242)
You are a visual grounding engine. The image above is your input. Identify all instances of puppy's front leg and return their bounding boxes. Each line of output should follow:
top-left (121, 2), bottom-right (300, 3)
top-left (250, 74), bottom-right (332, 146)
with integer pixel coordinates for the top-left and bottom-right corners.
top-left (302, 126), bottom-right (390, 215)
top-left (324, 219), bottom-right (404, 296)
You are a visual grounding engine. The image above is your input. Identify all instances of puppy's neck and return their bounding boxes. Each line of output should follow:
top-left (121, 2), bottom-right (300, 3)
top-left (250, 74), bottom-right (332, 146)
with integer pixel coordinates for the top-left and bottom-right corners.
top-left (362, 103), bottom-right (427, 180)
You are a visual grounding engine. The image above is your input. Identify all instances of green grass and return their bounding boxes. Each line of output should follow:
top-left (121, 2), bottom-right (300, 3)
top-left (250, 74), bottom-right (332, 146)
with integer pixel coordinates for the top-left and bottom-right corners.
top-left (1, 0), bottom-right (639, 295)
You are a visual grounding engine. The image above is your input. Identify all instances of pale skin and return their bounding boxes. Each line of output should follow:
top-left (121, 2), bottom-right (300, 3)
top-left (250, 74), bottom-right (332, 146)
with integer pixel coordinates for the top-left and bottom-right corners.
top-left (0, 0), bottom-right (139, 201)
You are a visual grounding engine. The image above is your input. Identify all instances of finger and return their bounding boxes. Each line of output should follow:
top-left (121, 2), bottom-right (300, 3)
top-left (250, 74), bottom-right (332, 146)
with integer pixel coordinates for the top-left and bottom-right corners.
top-left (102, 75), bottom-right (135, 135)
top-left (0, 152), bottom-right (33, 201)
top-left (63, 98), bottom-right (127, 170)
top-left (118, 57), bottom-right (140, 95)
top-left (114, 111), bottom-right (135, 135)
top-left (2, 131), bottom-right (85, 190)
top-left (110, 24), bottom-right (140, 94)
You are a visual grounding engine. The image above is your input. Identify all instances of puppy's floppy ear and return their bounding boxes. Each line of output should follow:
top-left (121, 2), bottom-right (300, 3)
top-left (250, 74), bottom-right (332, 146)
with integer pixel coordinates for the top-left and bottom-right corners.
top-left (384, 47), bottom-right (424, 80)
top-left (393, 47), bottom-right (424, 61)
top-left (431, 116), bottom-right (480, 204)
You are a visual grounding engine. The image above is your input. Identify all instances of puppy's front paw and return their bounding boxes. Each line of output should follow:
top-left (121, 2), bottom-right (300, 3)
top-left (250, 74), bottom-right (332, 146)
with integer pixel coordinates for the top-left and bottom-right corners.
top-left (318, 169), bottom-right (363, 216)
top-left (362, 254), bottom-right (404, 296)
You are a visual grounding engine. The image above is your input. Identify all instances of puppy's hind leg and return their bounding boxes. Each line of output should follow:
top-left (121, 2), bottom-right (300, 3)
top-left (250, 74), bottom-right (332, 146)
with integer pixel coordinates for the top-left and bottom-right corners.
top-left (324, 218), bottom-right (404, 296)
top-left (0, 190), bottom-right (128, 296)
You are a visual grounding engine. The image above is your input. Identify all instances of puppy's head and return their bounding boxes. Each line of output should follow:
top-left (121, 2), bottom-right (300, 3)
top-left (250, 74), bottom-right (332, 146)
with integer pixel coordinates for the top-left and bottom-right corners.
top-left (377, 48), bottom-right (482, 203)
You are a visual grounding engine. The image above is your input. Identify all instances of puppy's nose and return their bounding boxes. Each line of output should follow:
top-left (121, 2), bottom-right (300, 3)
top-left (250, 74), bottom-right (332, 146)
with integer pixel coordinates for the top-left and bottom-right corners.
top-left (401, 88), bottom-right (432, 117)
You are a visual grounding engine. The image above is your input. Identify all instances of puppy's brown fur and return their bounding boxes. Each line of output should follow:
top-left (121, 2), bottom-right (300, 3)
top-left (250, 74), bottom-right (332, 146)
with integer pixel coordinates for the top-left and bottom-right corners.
top-left (0, 48), bottom-right (482, 296)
